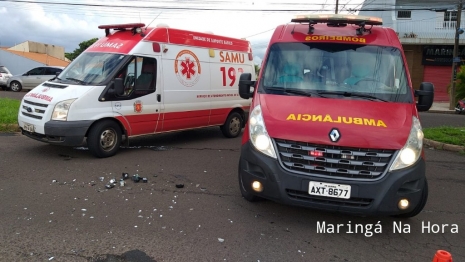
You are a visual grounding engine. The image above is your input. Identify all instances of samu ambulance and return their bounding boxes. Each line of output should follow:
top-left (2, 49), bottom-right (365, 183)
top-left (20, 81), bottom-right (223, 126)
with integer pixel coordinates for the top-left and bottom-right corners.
top-left (17, 23), bottom-right (255, 158)
top-left (237, 14), bottom-right (434, 217)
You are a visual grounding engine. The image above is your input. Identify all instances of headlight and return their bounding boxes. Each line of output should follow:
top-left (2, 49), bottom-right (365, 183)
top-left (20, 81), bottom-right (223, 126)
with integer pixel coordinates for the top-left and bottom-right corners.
top-left (52, 99), bottom-right (76, 121)
top-left (249, 105), bottom-right (276, 158)
top-left (389, 116), bottom-right (423, 171)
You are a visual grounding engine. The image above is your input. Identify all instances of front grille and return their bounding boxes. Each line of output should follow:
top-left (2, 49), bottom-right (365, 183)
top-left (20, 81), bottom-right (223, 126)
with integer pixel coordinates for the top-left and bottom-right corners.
top-left (21, 99), bottom-right (49, 120)
top-left (22, 112), bottom-right (42, 119)
top-left (275, 138), bottom-right (395, 180)
top-left (286, 189), bottom-right (372, 207)
top-left (24, 100), bottom-right (48, 107)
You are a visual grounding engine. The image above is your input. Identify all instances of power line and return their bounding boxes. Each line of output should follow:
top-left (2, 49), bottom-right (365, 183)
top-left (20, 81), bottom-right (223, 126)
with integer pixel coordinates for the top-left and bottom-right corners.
top-left (0, 0), bottom-right (453, 12)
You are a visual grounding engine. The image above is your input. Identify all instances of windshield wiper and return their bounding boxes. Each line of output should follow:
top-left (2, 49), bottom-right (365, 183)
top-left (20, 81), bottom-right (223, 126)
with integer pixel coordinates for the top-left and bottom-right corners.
top-left (316, 91), bottom-right (389, 102)
top-left (66, 78), bottom-right (87, 85)
top-left (266, 87), bottom-right (327, 98)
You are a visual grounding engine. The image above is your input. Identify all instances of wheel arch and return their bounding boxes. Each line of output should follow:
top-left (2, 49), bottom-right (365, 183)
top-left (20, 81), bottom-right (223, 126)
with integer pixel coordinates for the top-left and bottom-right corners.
top-left (85, 117), bottom-right (128, 140)
top-left (228, 107), bottom-right (247, 128)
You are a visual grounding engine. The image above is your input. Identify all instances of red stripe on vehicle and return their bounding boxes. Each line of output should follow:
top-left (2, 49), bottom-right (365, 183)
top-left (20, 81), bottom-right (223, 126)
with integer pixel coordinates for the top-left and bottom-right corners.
top-left (146, 28), bottom-right (251, 52)
top-left (115, 107), bottom-right (245, 136)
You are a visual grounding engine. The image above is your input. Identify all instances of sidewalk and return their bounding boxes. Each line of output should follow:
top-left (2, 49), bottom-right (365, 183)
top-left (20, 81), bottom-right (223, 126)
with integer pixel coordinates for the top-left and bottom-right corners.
top-left (427, 102), bottom-right (455, 114)
top-left (424, 101), bottom-right (465, 152)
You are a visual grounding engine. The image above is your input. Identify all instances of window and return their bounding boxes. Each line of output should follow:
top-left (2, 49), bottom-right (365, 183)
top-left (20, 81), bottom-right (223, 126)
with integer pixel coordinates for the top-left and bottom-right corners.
top-left (445, 11), bottom-right (458, 22)
top-left (260, 43), bottom-right (412, 103)
top-left (441, 11), bottom-right (458, 29)
top-left (28, 67), bottom-right (45, 75)
top-left (118, 56), bottom-right (157, 97)
top-left (45, 67), bottom-right (62, 75)
top-left (397, 11), bottom-right (411, 19)
top-left (0, 66), bottom-right (10, 74)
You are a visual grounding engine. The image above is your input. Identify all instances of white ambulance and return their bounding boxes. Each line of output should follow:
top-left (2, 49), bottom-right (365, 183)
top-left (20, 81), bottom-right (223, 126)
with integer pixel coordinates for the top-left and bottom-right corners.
top-left (17, 23), bottom-right (255, 158)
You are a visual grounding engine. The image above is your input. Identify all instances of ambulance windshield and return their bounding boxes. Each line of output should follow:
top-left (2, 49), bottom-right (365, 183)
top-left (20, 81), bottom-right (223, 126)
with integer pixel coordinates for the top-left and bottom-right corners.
top-left (57, 52), bottom-right (126, 85)
top-left (260, 43), bottom-right (412, 103)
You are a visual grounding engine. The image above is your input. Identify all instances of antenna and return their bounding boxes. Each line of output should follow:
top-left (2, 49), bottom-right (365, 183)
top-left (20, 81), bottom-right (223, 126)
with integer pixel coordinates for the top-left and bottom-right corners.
top-left (145, 11), bottom-right (163, 30)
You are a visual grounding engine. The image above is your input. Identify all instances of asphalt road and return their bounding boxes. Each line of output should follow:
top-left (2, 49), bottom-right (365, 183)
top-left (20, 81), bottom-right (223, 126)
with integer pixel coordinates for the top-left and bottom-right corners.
top-left (0, 90), bottom-right (464, 261)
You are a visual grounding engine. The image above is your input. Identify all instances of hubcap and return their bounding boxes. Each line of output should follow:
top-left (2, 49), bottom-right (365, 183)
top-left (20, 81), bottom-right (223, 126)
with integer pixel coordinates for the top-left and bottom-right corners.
top-left (11, 82), bottom-right (20, 91)
top-left (99, 128), bottom-right (117, 151)
top-left (229, 117), bottom-right (241, 135)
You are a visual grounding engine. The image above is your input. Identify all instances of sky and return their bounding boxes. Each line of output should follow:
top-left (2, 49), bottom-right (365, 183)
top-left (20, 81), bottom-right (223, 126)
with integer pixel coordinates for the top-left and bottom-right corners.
top-left (0, 0), bottom-right (367, 65)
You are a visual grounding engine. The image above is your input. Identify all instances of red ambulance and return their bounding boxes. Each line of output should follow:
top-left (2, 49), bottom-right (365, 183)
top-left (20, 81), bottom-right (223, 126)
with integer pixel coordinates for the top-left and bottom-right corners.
top-left (17, 23), bottom-right (255, 158)
top-left (237, 14), bottom-right (434, 217)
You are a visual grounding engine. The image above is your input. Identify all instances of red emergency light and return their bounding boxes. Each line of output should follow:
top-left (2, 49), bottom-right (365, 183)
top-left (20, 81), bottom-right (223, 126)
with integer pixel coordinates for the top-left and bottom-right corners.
top-left (98, 23), bottom-right (146, 37)
top-left (309, 150), bottom-right (324, 157)
top-left (291, 14), bottom-right (383, 36)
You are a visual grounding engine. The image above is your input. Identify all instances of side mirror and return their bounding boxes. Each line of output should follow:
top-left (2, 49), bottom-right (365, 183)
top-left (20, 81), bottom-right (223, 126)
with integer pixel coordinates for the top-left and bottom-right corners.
top-left (114, 78), bottom-right (125, 96)
top-left (238, 73), bottom-right (256, 99)
top-left (415, 82), bottom-right (434, 112)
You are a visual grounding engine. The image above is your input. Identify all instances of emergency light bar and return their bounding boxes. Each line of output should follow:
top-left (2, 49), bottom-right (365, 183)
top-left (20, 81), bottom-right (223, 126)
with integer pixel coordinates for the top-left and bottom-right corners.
top-left (292, 14), bottom-right (382, 26)
top-left (98, 23), bottom-right (146, 37)
top-left (291, 14), bottom-right (382, 35)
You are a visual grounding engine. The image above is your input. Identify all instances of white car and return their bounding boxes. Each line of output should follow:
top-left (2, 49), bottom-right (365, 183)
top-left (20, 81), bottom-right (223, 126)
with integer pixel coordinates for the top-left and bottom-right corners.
top-left (7, 66), bottom-right (64, 92)
top-left (0, 66), bottom-right (12, 90)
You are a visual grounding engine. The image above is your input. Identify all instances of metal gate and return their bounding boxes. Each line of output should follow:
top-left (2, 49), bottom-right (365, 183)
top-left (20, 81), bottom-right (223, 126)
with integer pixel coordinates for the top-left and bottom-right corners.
top-left (423, 65), bottom-right (452, 102)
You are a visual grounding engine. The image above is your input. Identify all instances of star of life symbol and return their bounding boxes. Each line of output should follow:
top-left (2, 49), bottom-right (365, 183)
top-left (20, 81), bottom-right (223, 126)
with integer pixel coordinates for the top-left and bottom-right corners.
top-left (181, 58), bottom-right (195, 79)
top-left (175, 50), bottom-right (201, 87)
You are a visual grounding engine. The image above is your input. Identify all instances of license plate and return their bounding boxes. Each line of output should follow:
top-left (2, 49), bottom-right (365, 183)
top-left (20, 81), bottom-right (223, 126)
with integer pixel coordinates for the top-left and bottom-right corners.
top-left (309, 181), bottom-right (351, 199)
top-left (23, 123), bottom-right (35, 133)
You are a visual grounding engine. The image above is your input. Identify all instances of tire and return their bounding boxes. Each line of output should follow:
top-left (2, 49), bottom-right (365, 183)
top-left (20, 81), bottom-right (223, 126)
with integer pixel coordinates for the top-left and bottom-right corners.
top-left (393, 179), bottom-right (428, 218)
top-left (220, 112), bottom-right (243, 138)
top-left (87, 120), bottom-right (122, 158)
top-left (238, 169), bottom-right (261, 202)
top-left (10, 81), bottom-right (22, 92)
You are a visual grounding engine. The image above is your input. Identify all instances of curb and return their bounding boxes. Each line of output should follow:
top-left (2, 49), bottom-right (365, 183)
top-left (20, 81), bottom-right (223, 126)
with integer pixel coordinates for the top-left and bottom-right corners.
top-left (424, 110), bottom-right (456, 114)
top-left (423, 138), bottom-right (465, 152)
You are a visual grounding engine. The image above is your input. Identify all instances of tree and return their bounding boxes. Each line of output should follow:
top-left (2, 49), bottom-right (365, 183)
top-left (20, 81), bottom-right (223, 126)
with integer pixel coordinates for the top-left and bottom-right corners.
top-left (254, 64), bottom-right (260, 77)
top-left (65, 38), bottom-right (99, 61)
top-left (454, 65), bottom-right (465, 103)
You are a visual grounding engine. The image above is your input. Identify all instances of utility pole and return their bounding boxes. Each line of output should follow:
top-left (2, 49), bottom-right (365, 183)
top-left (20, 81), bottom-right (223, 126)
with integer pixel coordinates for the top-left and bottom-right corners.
top-left (335, 0), bottom-right (339, 14)
top-left (450, 0), bottom-right (463, 110)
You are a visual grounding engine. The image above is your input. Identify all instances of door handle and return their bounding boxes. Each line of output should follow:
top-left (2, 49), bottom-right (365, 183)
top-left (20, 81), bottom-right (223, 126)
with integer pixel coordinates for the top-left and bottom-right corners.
top-left (157, 94), bottom-right (161, 102)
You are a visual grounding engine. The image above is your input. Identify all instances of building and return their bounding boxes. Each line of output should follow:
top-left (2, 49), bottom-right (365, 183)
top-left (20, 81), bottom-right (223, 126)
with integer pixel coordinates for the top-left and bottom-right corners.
top-left (0, 41), bottom-right (69, 76)
top-left (358, 0), bottom-right (464, 102)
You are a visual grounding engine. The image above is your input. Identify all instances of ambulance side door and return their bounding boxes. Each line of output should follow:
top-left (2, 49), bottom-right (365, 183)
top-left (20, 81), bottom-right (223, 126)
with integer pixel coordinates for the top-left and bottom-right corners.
top-left (159, 46), bottom-right (210, 132)
top-left (111, 55), bottom-right (162, 136)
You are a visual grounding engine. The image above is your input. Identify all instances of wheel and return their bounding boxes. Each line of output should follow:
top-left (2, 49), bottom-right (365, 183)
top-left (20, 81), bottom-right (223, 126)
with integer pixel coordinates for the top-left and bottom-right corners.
top-left (238, 165), bottom-right (261, 202)
top-left (393, 179), bottom-right (428, 218)
top-left (87, 120), bottom-right (122, 158)
top-left (10, 81), bottom-right (22, 92)
top-left (220, 111), bottom-right (243, 138)
top-left (455, 104), bottom-right (462, 114)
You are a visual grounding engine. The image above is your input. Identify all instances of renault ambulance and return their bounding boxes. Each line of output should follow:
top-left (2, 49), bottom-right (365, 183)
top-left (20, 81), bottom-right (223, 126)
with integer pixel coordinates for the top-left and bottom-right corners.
top-left (237, 14), bottom-right (434, 217)
top-left (17, 23), bottom-right (255, 158)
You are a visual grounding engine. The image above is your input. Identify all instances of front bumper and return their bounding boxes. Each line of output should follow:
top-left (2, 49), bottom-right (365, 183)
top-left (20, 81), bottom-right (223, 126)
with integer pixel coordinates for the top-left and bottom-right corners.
top-left (21, 120), bottom-right (93, 147)
top-left (239, 141), bottom-right (426, 216)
